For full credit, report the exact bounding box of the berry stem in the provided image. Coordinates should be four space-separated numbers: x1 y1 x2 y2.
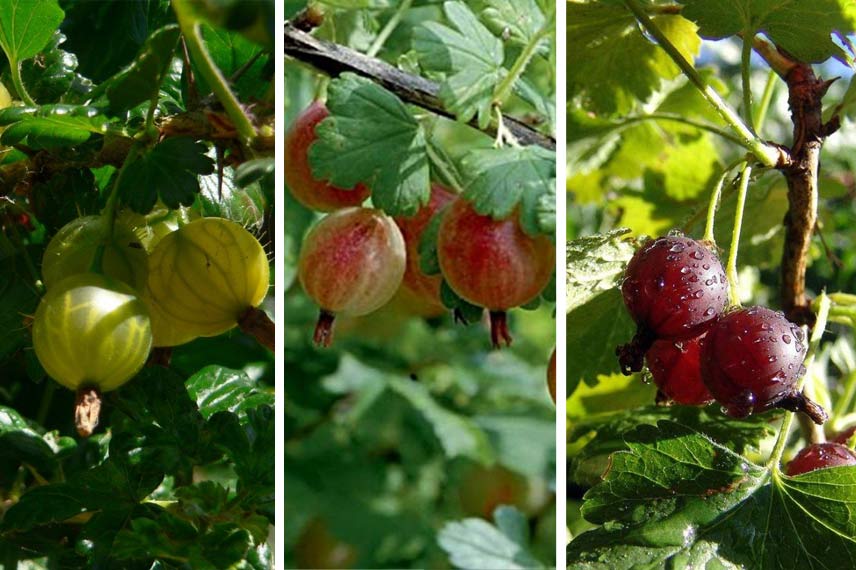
623 0 781 167
172 0 258 148
313 310 337 348
725 163 752 306
366 0 412 58
703 158 745 244
754 70 778 133
767 293 830 470
238 306 275 351
75 386 103 438
616 326 655 376
740 33 755 133
489 311 512 349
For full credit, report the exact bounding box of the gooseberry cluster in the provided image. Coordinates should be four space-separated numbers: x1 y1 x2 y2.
289 102 554 348
32 209 271 436
617 235 827 424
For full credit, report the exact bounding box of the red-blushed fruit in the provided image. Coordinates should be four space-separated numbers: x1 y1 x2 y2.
294 518 358 569
833 425 856 445
547 348 556 404
298 207 406 347
646 332 714 406
785 442 856 475
701 306 827 424
437 200 554 348
458 464 550 520
394 183 455 315
617 236 728 374
285 101 371 212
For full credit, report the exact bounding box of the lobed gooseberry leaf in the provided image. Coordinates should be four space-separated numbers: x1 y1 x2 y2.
389 376 494 463
482 0 547 49
308 72 429 217
0 255 39 362
567 288 636 393
438 509 543 570
566 229 635 311
186 365 274 421
461 146 556 236
568 421 856 569
118 137 216 214
105 24 181 113
0 0 64 66
20 31 88 103
192 24 269 100
681 0 856 64
567 2 701 116
413 1 505 129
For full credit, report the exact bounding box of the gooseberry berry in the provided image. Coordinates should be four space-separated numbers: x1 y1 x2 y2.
394 183 455 316
701 306 827 424
458 464 550 519
32 273 152 436
785 442 856 475
646 333 713 406
437 200 554 348
298 207 406 347
42 215 147 291
285 101 371 212
617 236 728 374
294 519 358 570
145 217 271 347
833 425 856 445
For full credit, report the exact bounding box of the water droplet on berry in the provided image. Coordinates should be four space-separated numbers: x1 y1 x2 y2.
669 243 686 253
782 334 791 344
690 250 704 260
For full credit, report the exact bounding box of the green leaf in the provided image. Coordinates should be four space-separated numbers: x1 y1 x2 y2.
438 516 543 570
461 146 556 236
440 279 485 324
106 24 181 113
482 0 547 49
193 24 269 100
0 115 110 149
568 421 856 569
20 31 86 103
566 229 635 311
388 377 494 462
567 3 701 116
567 288 636 393
681 0 856 63
186 365 274 421
0 406 70 477
308 73 430 216
118 137 216 214
0 0 64 63
2 458 163 532
413 1 504 128
0 255 39 361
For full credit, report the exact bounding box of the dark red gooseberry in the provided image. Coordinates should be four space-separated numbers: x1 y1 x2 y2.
285 101 371 212
785 442 856 475
833 425 856 445
437 200 554 348
617 236 728 374
701 306 827 424
646 332 714 406
394 183 455 314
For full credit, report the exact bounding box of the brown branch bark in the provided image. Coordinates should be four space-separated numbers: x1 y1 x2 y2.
284 22 555 151
777 64 838 325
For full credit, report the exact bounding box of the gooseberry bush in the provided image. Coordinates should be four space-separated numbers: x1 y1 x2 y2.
0 0 275 567
568 1 856 568
285 1 557 568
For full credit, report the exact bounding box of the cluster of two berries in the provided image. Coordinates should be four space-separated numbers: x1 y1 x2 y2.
286 102 554 348
617 235 826 425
